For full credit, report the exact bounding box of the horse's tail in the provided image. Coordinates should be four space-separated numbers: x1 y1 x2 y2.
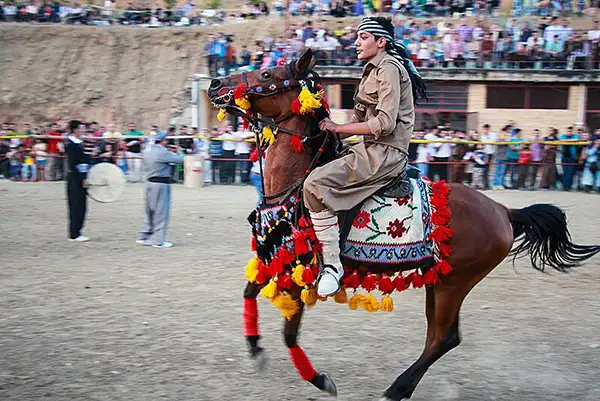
508 204 600 273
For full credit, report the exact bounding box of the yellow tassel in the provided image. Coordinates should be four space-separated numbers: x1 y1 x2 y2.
361 293 380 313
217 108 227 121
271 294 300 320
292 262 306 287
298 86 322 114
261 126 276 145
235 96 251 110
349 293 364 310
260 277 278 299
310 253 319 265
381 294 394 312
334 287 348 304
300 286 318 307
244 256 259 283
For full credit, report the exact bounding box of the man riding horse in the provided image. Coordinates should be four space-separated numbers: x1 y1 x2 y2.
303 16 427 297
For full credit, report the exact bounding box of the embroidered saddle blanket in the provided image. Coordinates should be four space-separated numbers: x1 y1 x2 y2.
340 177 433 270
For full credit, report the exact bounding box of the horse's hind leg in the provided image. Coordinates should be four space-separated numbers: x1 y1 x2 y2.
283 306 338 396
243 282 266 371
382 283 466 401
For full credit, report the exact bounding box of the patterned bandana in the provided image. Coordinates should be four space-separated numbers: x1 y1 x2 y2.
356 17 427 101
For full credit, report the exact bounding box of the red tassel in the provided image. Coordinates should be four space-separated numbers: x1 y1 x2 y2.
234 83 246 99
431 225 453 243
278 273 293 290
278 248 295 266
438 243 452 258
304 228 317 242
291 134 305 152
249 149 259 162
243 298 259 337
312 240 323 254
293 230 309 255
431 194 448 209
361 272 378 292
277 58 287 66
432 180 450 196
411 272 424 288
267 256 284 276
255 266 268 284
321 94 330 112
393 274 408 292
431 213 448 227
289 346 317 381
342 270 361 289
299 216 312 229
302 267 315 285
379 274 395 294
242 117 250 130
423 269 440 285
251 237 257 252
434 260 453 275
291 98 302 114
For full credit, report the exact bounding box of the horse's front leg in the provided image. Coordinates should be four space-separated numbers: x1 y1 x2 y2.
283 302 338 396
243 281 266 371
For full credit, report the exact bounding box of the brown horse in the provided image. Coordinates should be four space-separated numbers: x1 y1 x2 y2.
207 49 600 401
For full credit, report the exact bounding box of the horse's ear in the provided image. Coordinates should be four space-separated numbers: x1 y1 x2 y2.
294 49 316 75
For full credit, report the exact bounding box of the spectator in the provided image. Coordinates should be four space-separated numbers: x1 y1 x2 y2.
0 138 10 179
540 127 559 190
558 126 580 191
516 144 532 190
219 125 236 184
124 122 143 182
481 124 496 190
507 128 524 188
208 126 224 184
46 123 65 181
529 129 543 189
232 128 252 184
580 138 600 193
493 128 510 189
33 139 48 182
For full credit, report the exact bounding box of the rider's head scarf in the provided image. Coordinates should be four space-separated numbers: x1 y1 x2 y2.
356 17 427 102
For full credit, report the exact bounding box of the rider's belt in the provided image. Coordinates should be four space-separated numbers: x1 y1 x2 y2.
148 176 174 184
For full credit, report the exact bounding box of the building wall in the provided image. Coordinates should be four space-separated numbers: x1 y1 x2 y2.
467 84 584 136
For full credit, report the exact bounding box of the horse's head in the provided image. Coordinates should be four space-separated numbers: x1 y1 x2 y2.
207 49 317 119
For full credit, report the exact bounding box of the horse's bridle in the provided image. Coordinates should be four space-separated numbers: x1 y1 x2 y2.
215 61 332 209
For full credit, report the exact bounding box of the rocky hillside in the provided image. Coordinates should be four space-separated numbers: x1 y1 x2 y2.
0 21 286 128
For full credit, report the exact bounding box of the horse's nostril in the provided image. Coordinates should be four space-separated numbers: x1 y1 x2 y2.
210 79 222 90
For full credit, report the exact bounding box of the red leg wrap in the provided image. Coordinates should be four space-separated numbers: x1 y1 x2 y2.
243 298 259 337
289 346 317 381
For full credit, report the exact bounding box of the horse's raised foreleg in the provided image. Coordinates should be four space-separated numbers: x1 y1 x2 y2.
243 281 266 371
381 284 464 401
283 304 338 396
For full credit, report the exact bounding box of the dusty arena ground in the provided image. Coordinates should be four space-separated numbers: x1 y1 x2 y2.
1 181 599 401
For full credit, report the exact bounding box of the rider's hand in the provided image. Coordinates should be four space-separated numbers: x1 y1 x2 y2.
319 118 339 134
82 179 89 189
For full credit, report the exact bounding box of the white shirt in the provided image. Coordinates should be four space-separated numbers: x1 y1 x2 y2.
220 132 236 151
232 131 251 155
304 38 320 50
415 143 430 163
481 131 497 155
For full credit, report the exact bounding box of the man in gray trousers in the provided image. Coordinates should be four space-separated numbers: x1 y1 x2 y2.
137 130 184 248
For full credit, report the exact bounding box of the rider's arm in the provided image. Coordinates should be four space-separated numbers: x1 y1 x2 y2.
337 61 402 138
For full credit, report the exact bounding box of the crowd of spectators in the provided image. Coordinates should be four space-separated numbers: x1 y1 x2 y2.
2 120 600 193
2 1 598 27
0 120 258 185
206 16 600 75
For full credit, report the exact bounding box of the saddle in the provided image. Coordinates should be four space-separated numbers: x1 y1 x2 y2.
374 165 421 199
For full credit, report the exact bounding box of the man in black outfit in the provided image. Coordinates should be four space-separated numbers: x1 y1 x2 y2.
66 120 91 242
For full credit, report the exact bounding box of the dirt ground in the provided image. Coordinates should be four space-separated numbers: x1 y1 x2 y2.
1 181 599 401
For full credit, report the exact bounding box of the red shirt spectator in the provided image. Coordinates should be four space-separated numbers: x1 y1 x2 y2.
518 149 532 164
47 129 63 154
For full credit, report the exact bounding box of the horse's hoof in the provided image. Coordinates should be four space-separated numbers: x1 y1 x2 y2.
310 372 338 397
249 347 267 373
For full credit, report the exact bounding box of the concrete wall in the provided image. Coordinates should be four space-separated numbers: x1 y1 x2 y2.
467 84 585 136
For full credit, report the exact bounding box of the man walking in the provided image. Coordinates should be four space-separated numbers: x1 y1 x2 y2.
481 124 497 190
66 120 90 242
137 131 184 248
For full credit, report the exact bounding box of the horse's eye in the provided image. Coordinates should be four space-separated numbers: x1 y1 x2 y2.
261 71 272 79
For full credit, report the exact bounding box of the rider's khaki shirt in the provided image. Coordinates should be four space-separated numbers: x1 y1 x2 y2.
352 52 415 155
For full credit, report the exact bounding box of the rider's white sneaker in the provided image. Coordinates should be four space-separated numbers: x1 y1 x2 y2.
317 265 343 297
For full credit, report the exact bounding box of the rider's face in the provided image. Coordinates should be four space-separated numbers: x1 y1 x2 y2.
355 32 386 61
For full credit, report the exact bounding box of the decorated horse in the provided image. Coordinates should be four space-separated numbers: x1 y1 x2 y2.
206 49 600 401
